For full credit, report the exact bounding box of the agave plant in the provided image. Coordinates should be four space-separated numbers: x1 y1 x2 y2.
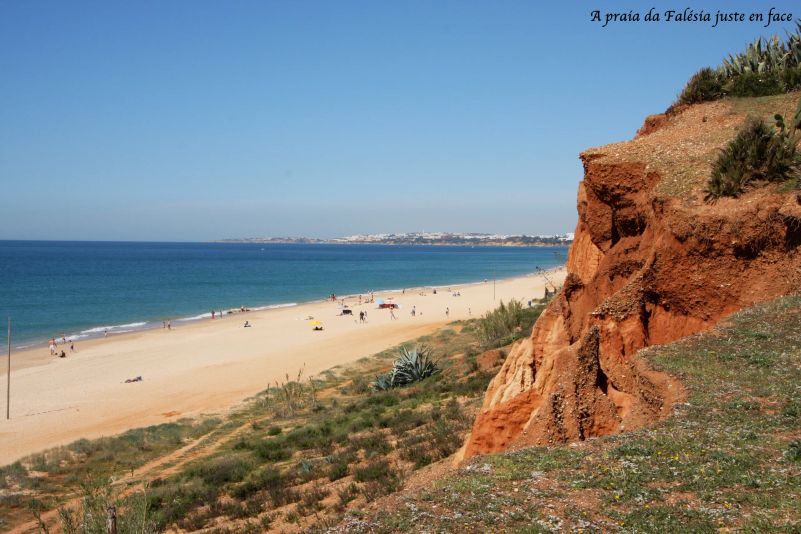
371 345 440 390
372 373 394 391
391 345 440 386
721 35 793 77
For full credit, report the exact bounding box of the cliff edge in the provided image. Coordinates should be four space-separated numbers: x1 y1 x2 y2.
463 92 801 457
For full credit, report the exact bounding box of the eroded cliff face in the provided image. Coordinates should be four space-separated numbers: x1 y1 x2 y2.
463 95 801 457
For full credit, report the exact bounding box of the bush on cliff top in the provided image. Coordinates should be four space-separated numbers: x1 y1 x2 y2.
677 67 724 105
705 115 801 201
676 22 801 105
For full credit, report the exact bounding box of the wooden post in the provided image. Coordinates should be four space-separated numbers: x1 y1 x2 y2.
106 505 117 534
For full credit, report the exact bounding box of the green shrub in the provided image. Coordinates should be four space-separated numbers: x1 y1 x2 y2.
705 116 801 200
328 461 349 481
353 431 392 457
786 440 801 462
677 67 724 104
354 459 391 482
674 24 801 105
780 65 801 92
267 425 282 436
335 483 359 510
254 439 292 462
57 482 157 534
187 454 253 486
234 466 298 506
781 399 801 420
723 70 783 97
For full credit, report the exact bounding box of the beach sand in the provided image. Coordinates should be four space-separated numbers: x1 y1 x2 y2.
0 268 565 465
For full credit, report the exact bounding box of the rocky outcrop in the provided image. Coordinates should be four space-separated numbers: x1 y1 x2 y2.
463 96 801 457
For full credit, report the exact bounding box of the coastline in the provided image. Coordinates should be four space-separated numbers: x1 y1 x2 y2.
12 265 566 352
0 267 565 465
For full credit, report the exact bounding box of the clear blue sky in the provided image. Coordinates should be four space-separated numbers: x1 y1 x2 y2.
1 1 798 241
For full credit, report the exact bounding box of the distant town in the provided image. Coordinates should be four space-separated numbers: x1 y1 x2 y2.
216 232 574 246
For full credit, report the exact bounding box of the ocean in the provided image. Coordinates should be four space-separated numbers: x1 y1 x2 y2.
0 241 568 347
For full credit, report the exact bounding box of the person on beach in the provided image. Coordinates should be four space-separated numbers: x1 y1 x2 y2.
411 306 416 317
167 321 171 330
359 311 365 323
211 310 215 320
390 308 397 320
70 341 74 352
49 340 56 355
244 321 251 327
104 329 108 337
363 311 368 322
162 321 166 329
446 307 450 318
59 350 66 358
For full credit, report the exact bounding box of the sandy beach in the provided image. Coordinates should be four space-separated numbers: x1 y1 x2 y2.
0 268 564 465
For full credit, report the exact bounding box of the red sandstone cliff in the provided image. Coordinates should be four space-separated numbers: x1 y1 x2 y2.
463 93 801 457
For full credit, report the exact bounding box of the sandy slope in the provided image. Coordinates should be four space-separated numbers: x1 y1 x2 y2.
0 269 564 465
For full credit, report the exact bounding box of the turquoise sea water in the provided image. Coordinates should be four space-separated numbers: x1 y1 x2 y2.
0 241 567 347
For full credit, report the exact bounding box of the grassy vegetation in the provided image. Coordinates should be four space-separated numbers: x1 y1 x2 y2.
0 417 225 531
676 24 801 105
355 295 801 532
477 298 546 349
0 300 548 532
705 112 801 200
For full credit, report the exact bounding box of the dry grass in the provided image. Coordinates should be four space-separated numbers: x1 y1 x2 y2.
582 91 801 204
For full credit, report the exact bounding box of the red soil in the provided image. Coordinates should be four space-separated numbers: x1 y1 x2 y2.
463 100 801 457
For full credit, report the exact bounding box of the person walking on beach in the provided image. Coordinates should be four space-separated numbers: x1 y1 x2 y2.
390 308 397 320
445 307 450 318
49 340 56 356
167 321 171 330
70 341 75 352
411 306 416 317
359 311 365 323
212 310 215 320
104 329 108 338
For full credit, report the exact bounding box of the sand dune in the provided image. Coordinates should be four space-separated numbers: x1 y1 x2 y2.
0 269 564 465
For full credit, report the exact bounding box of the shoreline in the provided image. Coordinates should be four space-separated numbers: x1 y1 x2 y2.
12 266 565 352
1 267 565 465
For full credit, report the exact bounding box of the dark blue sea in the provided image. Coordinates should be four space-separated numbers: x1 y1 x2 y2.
0 241 567 347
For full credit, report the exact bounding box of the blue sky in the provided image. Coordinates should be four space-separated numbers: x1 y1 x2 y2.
1 1 798 240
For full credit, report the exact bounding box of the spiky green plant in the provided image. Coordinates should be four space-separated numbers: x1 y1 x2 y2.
675 22 801 105
391 345 440 386
705 116 801 201
371 345 440 390
372 373 394 392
